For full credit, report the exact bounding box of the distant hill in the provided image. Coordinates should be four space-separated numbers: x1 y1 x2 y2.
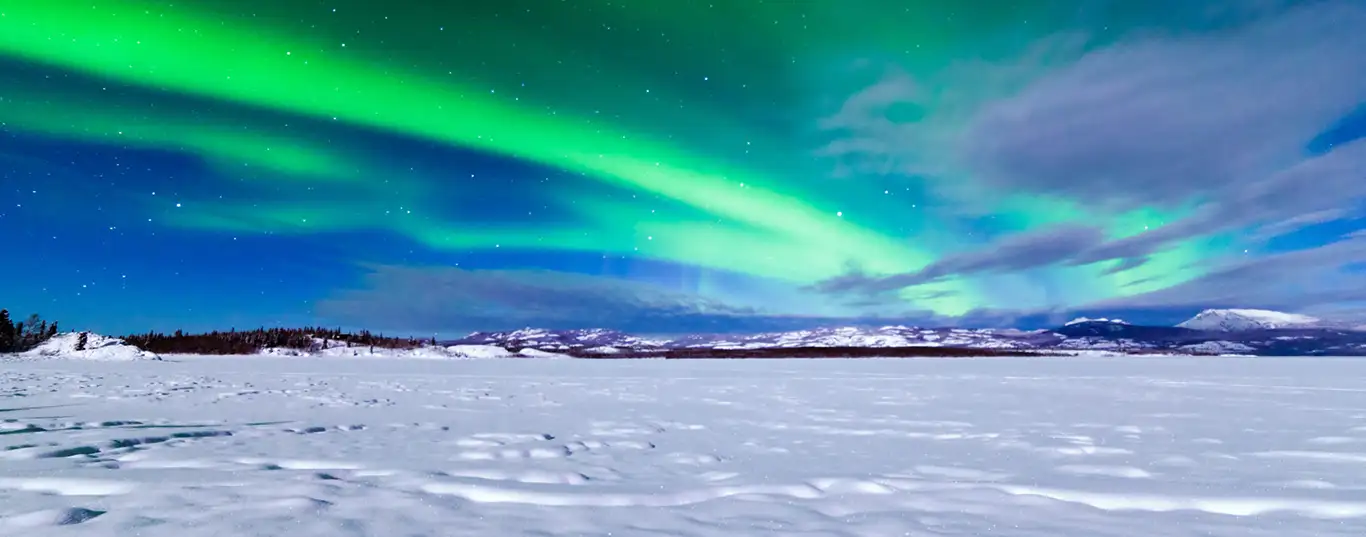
1177 309 1335 331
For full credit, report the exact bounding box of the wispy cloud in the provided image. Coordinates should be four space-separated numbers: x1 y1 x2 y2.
823 0 1366 268
1085 233 1366 311
814 224 1106 294
964 2 1366 212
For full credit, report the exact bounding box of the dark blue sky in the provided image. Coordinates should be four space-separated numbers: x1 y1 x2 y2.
3 0 1366 337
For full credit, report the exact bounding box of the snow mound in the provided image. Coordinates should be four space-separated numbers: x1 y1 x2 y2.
1178 309 1323 331
445 345 513 359
517 348 570 359
258 347 310 357
11 333 160 361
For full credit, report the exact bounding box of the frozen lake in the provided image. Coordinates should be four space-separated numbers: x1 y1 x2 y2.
2 355 1366 536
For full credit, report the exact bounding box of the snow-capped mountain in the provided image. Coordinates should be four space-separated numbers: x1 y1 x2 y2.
20 312 1366 361
671 326 1058 350
1177 309 1328 331
455 328 670 351
448 319 1366 357
455 326 1064 352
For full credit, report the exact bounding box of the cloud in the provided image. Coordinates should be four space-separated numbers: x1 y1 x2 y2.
1084 233 1366 311
824 1 1366 263
1100 256 1149 275
1069 138 1366 262
964 1 1366 211
814 224 1107 294
1297 302 1366 326
818 36 1087 199
316 265 1265 333
1250 208 1352 240
316 265 970 336
316 265 1115 335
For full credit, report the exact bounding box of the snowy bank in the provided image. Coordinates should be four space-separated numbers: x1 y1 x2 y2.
6 332 161 361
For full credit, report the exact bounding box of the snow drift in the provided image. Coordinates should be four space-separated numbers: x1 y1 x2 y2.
259 342 514 359
8 332 161 361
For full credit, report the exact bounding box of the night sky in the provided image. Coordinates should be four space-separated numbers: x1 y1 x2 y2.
3 0 1366 337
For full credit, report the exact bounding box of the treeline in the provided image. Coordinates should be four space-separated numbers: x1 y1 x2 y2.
0 309 61 353
123 327 430 355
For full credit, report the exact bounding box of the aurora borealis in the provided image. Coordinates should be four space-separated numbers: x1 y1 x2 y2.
4 0 1366 335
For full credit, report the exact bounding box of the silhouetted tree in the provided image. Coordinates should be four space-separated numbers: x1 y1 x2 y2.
0 309 13 352
0 309 61 352
21 314 41 348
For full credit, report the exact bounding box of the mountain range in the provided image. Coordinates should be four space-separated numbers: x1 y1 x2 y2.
451 309 1366 357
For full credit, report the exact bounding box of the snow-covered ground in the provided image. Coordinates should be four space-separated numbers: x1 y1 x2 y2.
3 355 1366 536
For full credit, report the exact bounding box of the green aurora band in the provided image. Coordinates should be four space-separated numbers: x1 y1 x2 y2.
0 0 1215 316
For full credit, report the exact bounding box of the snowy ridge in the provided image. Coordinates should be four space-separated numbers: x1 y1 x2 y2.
457 328 669 351
455 326 1073 353
675 326 1051 350
1177 309 1326 331
453 319 1366 357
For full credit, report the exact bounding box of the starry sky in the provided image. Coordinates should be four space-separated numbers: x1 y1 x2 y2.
3 0 1366 337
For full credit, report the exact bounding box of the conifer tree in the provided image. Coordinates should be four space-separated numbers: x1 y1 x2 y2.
0 309 13 352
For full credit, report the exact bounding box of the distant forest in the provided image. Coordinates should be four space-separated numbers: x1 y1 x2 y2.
122 327 429 355
0 307 428 355
0 309 61 353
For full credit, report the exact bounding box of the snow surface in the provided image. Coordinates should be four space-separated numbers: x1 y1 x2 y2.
1178 309 1324 331
3 355 1366 536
